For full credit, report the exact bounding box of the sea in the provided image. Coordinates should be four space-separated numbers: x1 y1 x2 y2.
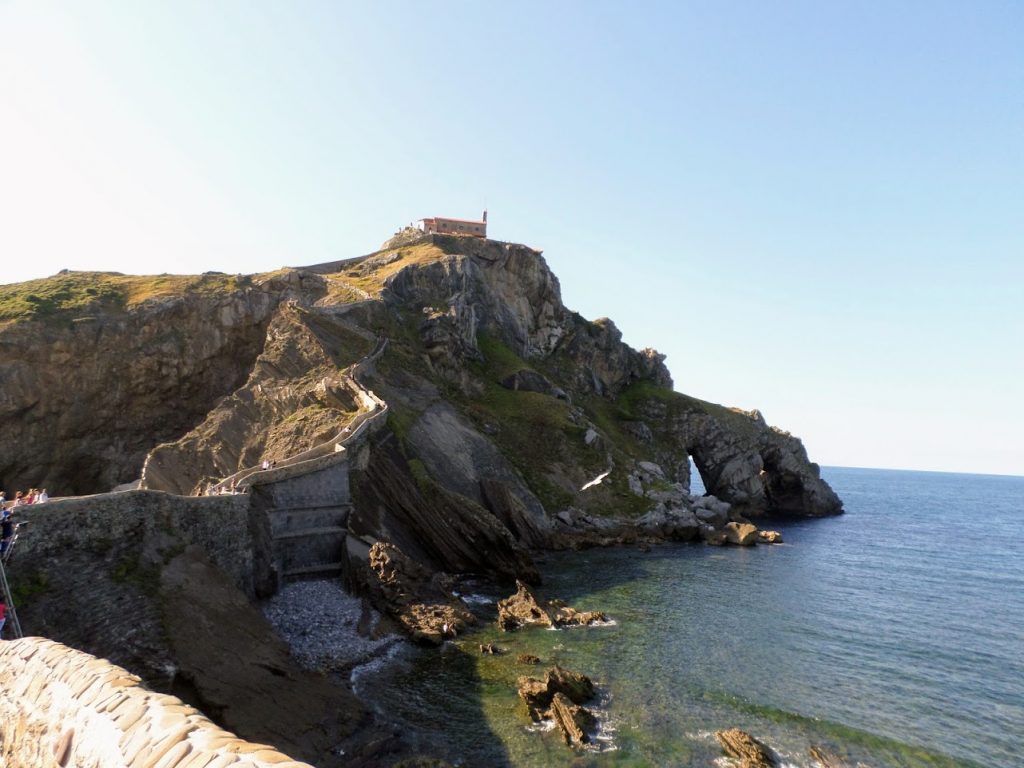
357 467 1024 767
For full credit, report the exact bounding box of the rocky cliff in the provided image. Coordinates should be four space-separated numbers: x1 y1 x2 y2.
0 231 841 762
1 233 840 539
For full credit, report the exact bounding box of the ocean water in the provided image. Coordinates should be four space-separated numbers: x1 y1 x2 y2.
359 467 1024 767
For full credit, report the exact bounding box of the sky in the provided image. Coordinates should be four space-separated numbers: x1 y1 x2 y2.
1 2 1021 476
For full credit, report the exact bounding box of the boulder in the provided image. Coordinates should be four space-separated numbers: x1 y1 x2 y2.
637 507 700 541
517 676 553 721
549 691 597 746
758 529 783 544
478 643 504 655
714 728 778 768
364 542 475 645
636 460 666 480
516 654 541 665
724 521 760 546
701 526 728 546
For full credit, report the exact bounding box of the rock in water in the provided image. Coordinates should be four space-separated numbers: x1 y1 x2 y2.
498 580 554 631
808 745 853 767
549 691 597 746
364 541 475 644
497 580 607 631
724 521 760 546
759 529 784 544
517 665 596 720
714 728 778 768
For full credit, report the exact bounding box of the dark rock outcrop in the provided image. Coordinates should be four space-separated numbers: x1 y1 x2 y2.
349 433 539 584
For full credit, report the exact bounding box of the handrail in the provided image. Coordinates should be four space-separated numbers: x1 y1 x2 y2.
209 337 389 494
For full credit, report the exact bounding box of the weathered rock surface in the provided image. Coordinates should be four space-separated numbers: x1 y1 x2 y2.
715 728 779 768
516 665 596 720
349 433 539 584
809 745 854 768
140 303 372 495
497 580 607 631
549 691 597 746
404 402 552 547
358 541 476 645
0 278 290 495
725 521 761 546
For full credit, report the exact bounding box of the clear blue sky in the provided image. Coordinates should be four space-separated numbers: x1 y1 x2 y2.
2 2 1021 476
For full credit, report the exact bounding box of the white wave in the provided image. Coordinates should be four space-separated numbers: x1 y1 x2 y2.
350 641 409 697
458 593 496 606
525 719 556 733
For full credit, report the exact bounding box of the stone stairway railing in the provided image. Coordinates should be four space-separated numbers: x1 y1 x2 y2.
212 336 389 581
211 337 388 495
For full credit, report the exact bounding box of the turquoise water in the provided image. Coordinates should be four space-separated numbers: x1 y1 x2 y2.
359 468 1024 767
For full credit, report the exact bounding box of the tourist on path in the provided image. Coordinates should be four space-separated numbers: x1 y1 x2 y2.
0 512 13 558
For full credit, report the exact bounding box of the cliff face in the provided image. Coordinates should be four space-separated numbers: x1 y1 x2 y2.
0 271 327 495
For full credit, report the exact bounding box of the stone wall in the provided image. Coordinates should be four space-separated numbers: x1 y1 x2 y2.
249 458 351 515
7 490 276 685
11 490 274 599
0 637 312 768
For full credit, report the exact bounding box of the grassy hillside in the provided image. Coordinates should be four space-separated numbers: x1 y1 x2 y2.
0 271 251 322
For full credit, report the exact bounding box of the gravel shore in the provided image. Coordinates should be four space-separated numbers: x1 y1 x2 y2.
262 580 401 672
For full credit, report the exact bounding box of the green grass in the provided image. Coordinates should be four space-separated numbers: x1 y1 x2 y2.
0 270 250 322
9 569 50 605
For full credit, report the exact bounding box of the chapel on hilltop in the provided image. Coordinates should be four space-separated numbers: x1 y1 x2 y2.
416 210 487 238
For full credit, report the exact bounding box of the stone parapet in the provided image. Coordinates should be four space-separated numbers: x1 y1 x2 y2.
0 637 312 768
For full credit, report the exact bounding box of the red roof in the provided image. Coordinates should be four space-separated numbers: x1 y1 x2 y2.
424 216 486 226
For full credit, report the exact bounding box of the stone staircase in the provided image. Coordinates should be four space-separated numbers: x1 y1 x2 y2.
270 502 351 580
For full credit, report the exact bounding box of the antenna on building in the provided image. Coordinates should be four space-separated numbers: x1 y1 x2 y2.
482 209 488 223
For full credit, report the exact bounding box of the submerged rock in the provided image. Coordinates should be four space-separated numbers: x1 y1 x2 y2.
714 728 778 768
809 745 853 767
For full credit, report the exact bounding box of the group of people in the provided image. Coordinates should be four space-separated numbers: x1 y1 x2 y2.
0 489 44 561
0 488 48 509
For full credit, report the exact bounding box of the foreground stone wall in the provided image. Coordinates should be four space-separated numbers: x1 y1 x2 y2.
0 637 312 768
7 490 276 686
12 490 274 599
